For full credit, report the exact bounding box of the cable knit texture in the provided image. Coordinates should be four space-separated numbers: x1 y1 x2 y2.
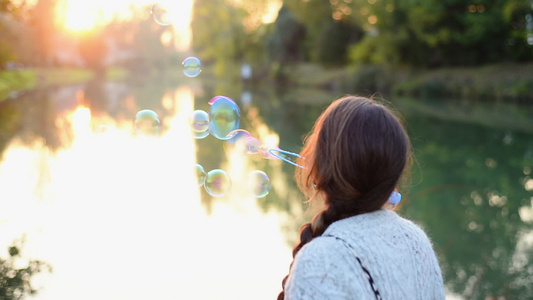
284 209 445 300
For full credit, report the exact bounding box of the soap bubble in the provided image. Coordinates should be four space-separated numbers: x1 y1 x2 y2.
248 170 271 198
150 3 172 26
225 129 263 154
204 169 231 197
134 109 161 137
192 130 209 139
182 57 202 77
259 145 281 160
189 110 210 132
208 96 240 140
195 164 206 187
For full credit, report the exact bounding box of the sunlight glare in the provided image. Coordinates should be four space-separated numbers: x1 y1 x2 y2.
56 0 193 50
57 0 103 32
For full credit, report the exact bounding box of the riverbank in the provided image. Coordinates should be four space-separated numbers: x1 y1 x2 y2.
276 62 533 103
3 62 532 104
0 67 128 102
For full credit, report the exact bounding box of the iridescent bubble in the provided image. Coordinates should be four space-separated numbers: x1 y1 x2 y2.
225 129 263 154
195 164 206 187
134 109 161 137
204 169 231 197
248 170 271 198
208 96 240 140
208 95 235 106
182 57 202 78
192 129 209 139
259 145 281 160
189 110 210 132
151 3 172 26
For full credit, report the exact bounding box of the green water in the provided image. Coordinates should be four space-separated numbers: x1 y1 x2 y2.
0 80 532 299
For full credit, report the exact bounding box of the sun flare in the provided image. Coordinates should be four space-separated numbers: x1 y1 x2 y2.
57 1 102 33
56 0 193 50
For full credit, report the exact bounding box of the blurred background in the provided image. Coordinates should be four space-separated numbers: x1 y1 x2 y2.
0 0 532 299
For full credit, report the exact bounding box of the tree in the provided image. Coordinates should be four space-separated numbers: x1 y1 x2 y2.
0 0 32 68
78 30 108 73
0 237 51 300
264 5 306 63
346 0 533 67
191 0 248 78
30 0 58 66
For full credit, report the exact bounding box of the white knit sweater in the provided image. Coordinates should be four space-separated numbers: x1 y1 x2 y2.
284 209 445 300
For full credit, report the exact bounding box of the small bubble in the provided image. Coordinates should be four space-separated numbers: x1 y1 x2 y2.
189 110 210 132
151 3 172 26
134 109 161 137
208 96 240 140
204 169 231 197
225 129 263 154
192 129 209 139
248 170 271 198
259 145 278 159
195 164 206 187
182 57 202 77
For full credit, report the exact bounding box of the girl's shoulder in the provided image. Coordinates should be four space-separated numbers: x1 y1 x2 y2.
324 209 434 245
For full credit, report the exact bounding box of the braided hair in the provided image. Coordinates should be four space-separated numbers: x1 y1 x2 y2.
277 96 411 299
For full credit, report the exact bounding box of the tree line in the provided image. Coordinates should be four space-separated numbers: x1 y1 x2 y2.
191 0 533 77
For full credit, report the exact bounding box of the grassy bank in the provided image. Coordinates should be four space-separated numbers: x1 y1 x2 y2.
0 67 131 102
279 62 533 103
0 68 93 101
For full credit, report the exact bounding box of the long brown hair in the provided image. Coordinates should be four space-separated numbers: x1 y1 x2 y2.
278 96 411 299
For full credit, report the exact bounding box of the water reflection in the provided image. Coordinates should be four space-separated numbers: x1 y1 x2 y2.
401 113 533 299
0 84 295 299
0 82 532 299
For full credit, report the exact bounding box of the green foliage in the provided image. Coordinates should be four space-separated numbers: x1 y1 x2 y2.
348 35 383 65
316 20 360 66
281 63 349 91
347 64 390 97
264 6 307 63
0 43 17 68
0 238 51 300
393 63 533 101
279 0 533 68
103 9 180 77
503 0 533 61
0 68 94 101
0 69 36 100
284 0 332 28
191 0 248 78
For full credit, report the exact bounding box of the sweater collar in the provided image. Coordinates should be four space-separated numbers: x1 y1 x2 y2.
323 209 399 235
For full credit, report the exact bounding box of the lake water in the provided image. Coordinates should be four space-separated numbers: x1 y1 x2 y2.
0 78 532 299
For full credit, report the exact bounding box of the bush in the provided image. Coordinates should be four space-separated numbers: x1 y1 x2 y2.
347 64 390 97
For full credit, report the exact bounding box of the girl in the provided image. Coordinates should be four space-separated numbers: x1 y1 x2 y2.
278 96 445 299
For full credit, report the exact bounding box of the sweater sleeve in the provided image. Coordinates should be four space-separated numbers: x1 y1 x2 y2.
283 237 371 300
